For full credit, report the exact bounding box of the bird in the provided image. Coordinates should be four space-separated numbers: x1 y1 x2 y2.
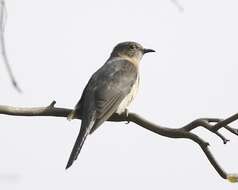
66 41 155 169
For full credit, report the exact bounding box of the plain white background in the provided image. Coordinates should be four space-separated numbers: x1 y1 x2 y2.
1 0 238 189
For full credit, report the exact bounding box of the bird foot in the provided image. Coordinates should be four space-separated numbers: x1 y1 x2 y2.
124 109 130 124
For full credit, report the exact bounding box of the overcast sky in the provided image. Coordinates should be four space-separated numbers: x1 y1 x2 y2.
1 0 238 189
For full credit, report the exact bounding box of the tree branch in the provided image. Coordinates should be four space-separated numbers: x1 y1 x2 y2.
0 0 21 92
0 101 237 183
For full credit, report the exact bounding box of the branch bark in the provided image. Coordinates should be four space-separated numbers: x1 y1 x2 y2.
0 101 237 183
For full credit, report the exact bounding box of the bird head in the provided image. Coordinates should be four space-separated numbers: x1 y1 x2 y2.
110 41 155 63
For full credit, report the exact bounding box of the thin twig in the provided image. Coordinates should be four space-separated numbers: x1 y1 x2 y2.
170 0 184 12
0 101 237 182
181 118 238 144
0 0 21 92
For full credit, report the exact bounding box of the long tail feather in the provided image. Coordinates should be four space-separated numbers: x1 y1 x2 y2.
65 120 94 169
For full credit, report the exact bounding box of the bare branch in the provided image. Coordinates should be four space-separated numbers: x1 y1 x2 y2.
182 118 237 144
0 0 21 92
212 113 238 131
170 0 184 12
0 101 237 182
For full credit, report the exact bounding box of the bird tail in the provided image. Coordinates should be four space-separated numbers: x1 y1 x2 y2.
65 119 94 169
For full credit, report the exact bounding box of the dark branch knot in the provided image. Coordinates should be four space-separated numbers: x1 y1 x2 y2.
48 100 56 108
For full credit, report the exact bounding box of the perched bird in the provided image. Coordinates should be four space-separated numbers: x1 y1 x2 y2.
66 41 155 169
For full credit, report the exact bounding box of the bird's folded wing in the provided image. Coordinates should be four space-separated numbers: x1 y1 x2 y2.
90 89 125 134
88 59 138 134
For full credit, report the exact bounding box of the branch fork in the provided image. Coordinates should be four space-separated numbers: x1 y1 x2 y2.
0 101 237 182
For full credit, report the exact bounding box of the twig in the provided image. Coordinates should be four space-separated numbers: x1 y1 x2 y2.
0 0 21 92
0 101 237 182
170 0 184 12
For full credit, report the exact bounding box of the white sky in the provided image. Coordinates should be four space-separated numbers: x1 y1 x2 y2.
1 0 238 189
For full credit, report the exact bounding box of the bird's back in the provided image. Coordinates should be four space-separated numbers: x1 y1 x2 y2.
79 57 138 131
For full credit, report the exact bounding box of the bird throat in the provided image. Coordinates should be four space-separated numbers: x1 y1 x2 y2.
118 54 140 68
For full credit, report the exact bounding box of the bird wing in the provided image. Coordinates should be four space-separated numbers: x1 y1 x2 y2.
89 89 125 134
90 58 138 133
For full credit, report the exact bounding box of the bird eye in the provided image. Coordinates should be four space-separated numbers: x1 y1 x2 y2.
129 45 135 50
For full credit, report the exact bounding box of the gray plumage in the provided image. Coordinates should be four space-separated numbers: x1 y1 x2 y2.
66 42 155 169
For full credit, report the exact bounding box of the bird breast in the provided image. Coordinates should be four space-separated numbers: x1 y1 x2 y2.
116 75 140 114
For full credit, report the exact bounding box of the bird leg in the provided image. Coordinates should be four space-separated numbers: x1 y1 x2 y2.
124 108 130 124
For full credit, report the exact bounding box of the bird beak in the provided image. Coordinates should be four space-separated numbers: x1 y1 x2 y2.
143 48 156 54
